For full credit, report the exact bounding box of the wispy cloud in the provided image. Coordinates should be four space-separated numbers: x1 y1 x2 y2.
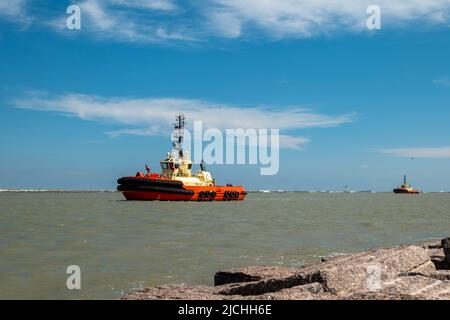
0 0 32 27
12 92 355 150
2 0 450 44
79 0 198 43
433 78 450 87
48 0 197 43
279 135 311 150
204 0 450 39
105 126 162 138
377 147 450 159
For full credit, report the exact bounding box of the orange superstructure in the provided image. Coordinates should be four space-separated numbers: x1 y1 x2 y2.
117 115 247 201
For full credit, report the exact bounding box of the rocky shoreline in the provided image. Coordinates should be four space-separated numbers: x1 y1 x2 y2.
122 237 450 300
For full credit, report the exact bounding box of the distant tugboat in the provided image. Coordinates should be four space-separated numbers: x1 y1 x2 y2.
393 175 421 194
117 115 247 201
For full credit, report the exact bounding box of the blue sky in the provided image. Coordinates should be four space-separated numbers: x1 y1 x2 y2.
1 0 450 191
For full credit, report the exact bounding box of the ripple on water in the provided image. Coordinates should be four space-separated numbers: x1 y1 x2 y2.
1 192 450 299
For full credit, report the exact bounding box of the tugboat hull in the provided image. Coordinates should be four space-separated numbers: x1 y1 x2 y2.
118 177 247 201
393 188 420 194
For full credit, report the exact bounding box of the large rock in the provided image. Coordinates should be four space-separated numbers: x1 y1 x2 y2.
122 284 225 300
442 237 450 264
216 245 432 296
247 283 334 300
122 238 450 300
311 245 432 295
345 275 450 300
214 266 300 286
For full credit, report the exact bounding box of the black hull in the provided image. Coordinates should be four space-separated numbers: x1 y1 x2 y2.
117 177 184 188
117 184 194 195
393 189 419 194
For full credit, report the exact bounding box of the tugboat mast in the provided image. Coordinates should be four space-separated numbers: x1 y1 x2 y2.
172 114 185 158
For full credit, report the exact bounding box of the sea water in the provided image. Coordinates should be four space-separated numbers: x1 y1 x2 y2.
0 192 449 299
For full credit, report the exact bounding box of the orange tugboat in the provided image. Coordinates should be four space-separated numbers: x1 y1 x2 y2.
117 115 247 201
393 175 421 194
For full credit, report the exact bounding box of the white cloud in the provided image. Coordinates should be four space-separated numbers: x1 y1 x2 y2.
377 147 450 159
433 78 450 86
12 92 355 150
208 10 242 38
105 126 162 138
0 0 32 26
3 0 450 43
75 0 196 43
82 0 115 30
0 0 25 17
279 135 310 150
155 27 197 41
44 0 196 43
204 0 450 39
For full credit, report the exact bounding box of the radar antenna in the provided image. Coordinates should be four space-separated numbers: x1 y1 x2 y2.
172 114 185 158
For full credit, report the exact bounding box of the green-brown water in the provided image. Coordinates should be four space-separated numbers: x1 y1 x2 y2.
0 192 449 299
